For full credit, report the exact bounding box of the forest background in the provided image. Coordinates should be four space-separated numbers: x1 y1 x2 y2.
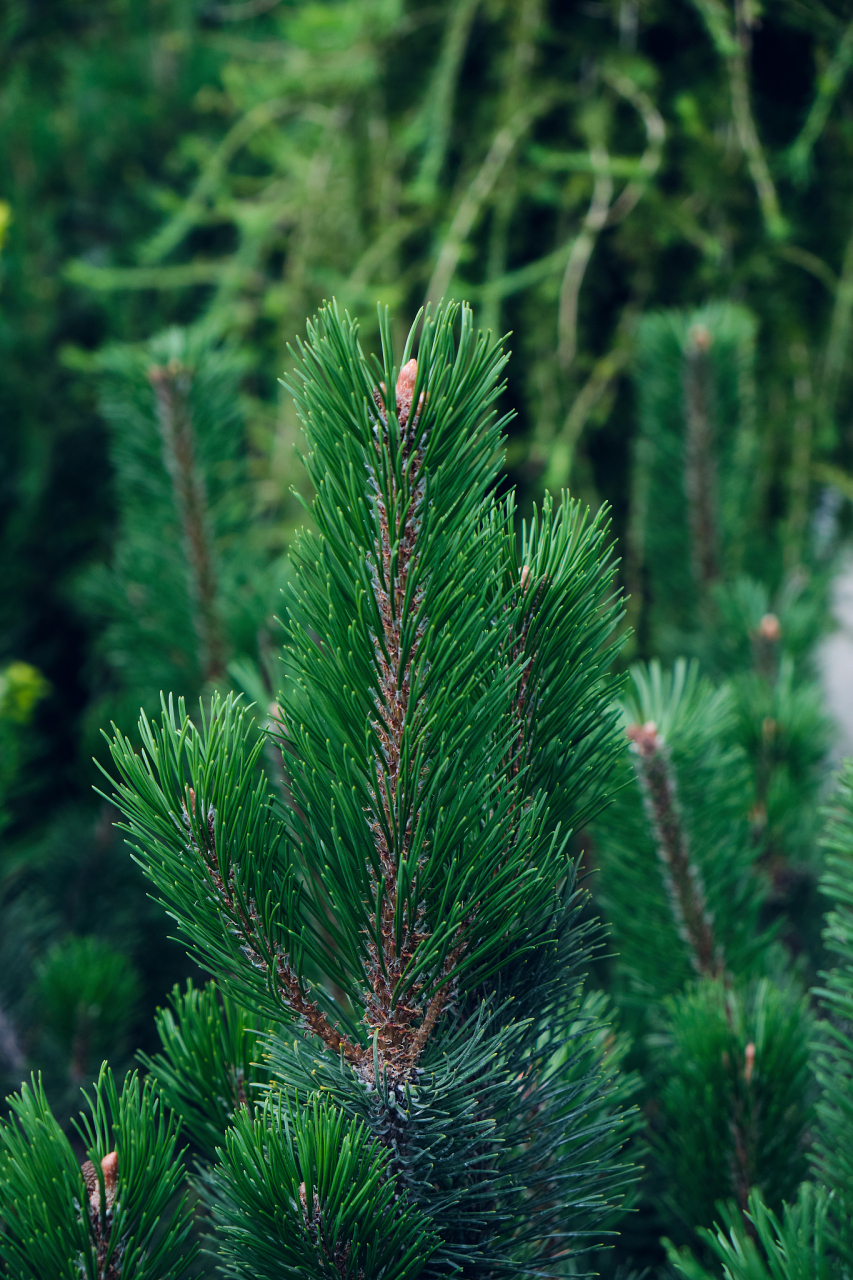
4 0 853 1268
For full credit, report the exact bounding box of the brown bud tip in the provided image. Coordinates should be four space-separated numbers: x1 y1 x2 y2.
396 359 417 403
188 786 196 817
519 566 530 591
101 1151 118 1203
689 323 712 352
395 359 420 427
626 720 660 756
758 613 781 642
744 1041 755 1085
748 802 767 828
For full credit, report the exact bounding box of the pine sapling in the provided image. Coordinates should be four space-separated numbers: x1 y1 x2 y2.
101 301 636 1277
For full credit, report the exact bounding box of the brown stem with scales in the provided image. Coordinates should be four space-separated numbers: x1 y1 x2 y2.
81 1151 121 1279
183 790 363 1067
683 325 720 595
148 360 227 684
626 721 722 978
361 358 465 1083
180 364 473 1086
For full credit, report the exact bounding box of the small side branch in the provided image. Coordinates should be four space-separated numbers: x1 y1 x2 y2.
149 361 227 684
185 792 363 1066
557 145 613 373
690 0 784 239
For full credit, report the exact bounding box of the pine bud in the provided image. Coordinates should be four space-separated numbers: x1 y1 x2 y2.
626 720 660 757
744 1041 755 1085
81 1159 97 1205
395 358 426 428
757 613 781 642
688 323 712 352
81 1151 118 1216
395 358 417 419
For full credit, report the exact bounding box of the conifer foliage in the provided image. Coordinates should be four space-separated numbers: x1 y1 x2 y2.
80 328 278 737
68 302 635 1276
0 1067 194 1280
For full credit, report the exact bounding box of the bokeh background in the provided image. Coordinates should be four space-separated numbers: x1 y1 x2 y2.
3 0 853 1180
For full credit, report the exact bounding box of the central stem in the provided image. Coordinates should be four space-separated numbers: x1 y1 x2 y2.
363 361 453 1079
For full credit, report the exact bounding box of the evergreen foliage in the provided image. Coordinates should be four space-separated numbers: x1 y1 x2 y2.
35 936 141 1085
140 981 272 1165
7 2 853 1267
96 301 636 1275
595 659 766 1010
212 1094 439 1280
665 1182 833 1280
81 327 282 736
810 759 853 1266
632 305 758 648
652 978 812 1233
0 1066 194 1280
591 649 821 1270
662 761 853 1279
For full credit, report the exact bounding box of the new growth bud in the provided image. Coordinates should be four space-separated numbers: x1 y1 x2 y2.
758 613 781 642
626 720 661 757
394 358 424 429
81 1151 118 1217
688 323 712 353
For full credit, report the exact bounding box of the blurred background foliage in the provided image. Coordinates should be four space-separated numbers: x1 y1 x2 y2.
4 0 853 1271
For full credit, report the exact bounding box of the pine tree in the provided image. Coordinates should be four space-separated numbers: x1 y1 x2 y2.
80 326 285 741
662 761 853 1279
592 657 815 1266
1 302 639 1275
628 303 834 975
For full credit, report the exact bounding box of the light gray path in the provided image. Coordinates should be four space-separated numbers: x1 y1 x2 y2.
819 558 853 764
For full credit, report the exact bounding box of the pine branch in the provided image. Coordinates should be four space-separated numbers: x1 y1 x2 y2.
141 980 272 1162
148 359 227 683
626 719 721 978
183 785 362 1065
599 658 768 1000
0 1068 195 1280
103 303 635 1275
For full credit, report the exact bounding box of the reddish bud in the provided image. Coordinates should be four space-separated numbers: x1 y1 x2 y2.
626 720 660 756
744 1041 755 1085
758 613 781 642
395 359 425 428
689 324 712 352
101 1151 118 1206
